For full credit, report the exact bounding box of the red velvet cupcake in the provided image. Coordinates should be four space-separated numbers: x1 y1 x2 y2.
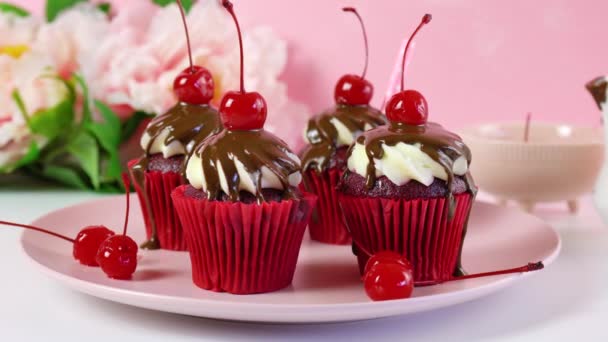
172 1 317 294
338 14 477 285
129 1 223 251
129 102 221 251
300 9 385 245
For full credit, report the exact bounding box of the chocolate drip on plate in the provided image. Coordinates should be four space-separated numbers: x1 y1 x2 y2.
131 103 222 250
192 129 300 203
301 105 385 173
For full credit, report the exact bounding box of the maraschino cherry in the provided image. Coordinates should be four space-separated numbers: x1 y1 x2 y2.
351 239 544 301
220 0 267 130
172 0 214 105
334 7 374 106
385 14 432 126
0 220 114 267
96 174 139 280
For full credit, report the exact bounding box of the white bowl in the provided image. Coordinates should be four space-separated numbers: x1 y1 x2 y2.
460 123 604 212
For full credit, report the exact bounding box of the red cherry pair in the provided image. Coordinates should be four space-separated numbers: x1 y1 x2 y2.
0 174 138 280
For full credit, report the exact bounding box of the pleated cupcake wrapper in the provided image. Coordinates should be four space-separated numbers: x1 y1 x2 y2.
301 168 351 245
128 159 188 251
171 185 318 294
338 193 473 285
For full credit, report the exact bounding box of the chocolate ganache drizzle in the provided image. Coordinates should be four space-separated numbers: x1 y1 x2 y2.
301 105 386 173
349 121 476 218
187 129 301 203
132 103 221 249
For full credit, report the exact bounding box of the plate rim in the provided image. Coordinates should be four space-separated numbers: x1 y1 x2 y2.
20 197 562 323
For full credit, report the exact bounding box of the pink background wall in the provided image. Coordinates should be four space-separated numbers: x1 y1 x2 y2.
17 0 608 129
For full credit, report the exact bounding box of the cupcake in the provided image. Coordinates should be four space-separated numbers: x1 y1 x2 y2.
130 2 222 250
338 14 477 285
171 1 316 294
130 95 221 250
300 7 386 245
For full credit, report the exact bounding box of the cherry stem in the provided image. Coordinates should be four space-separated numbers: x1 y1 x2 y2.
176 0 194 73
222 0 245 93
343 7 369 79
524 112 532 143
400 14 432 91
121 173 131 236
0 220 74 243
449 261 544 282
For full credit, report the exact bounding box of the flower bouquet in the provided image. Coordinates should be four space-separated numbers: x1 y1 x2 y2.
0 0 310 192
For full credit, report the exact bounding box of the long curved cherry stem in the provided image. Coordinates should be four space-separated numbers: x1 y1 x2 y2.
400 14 432 91
121 173 131 236
176 0 194 73
416 262 545 286
222 0 245 93
343 7 369 79
0 220 74 243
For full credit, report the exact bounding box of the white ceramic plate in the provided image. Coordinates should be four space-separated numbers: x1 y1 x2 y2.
21 196 560 323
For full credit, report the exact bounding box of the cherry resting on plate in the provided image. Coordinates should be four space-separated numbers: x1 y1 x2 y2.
172 0 215 105
96 174 139 280
0 220 114 267
334 7 374 106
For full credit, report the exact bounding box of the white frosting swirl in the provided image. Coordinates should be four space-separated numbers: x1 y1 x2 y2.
186 151 302 194
303 119 373 147
347 142 468 186
140 128 195 159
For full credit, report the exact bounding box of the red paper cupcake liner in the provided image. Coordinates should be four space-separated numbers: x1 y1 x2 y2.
128 159 188 251
338 193 473 285
300 168 351 245
171 185 317 294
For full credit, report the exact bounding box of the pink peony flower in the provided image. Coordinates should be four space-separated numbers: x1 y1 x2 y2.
84 1 311 148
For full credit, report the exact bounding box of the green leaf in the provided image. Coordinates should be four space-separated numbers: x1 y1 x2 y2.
153 0 192 12
66 131 100 189
46 0 86 21
85 100 120 154
0 3 30 17
27 98 75 140
121 111 153 143
96 2 110 15
40 165 87 189
71 74 92 123
0 141 39 173
100 151 121 182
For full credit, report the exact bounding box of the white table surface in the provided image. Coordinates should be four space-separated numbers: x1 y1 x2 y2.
1 177 608 341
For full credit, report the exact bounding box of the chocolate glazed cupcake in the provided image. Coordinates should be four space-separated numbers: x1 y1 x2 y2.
301 106 385 245
300 8 386 245
130 100 221 251
129 1 223 251
172 0 316 294
338 14 477 285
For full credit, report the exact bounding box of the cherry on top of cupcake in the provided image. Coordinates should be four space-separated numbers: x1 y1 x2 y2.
385 14 431 127
300 7 386 173
173 0 214 106
334 7 374 106
342 14 476 218
138 0 222 161
184 1 302 203
219 0 267 131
